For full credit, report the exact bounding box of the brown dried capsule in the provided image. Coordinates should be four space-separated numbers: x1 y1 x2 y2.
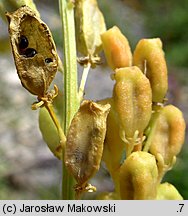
113 66 152 139
65 100 110 187
119 151 158 200
133 38 168 102
101 26 132 70
6 6 58 97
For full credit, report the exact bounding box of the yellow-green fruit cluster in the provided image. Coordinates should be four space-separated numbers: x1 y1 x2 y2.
100 26 186 200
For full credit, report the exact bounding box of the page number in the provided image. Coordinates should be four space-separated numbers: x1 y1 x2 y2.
177 204 184 213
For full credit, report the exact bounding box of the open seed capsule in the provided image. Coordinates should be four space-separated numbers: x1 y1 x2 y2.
119 151 158 200
75 0 106 56
113 66 152 139
133 38 168 102
145 105 186 165
6 6 58 97
65 100 110 187
101 26 132 70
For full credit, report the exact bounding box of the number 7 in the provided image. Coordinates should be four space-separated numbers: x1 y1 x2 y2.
179 204 184 212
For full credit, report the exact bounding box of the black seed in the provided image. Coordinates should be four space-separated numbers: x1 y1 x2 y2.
19 35 29 50
24 48 37 58
45 58 53 63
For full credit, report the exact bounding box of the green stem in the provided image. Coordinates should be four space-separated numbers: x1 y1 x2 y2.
59 0 79 200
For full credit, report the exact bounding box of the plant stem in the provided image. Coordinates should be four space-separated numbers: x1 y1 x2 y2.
59 0 79 200
78 63 91 101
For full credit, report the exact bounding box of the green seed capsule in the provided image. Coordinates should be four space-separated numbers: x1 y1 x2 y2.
101 26 132 70
74 0 106 56
145 105 186 165
113 66 152 139
39 106 62 160
133 38 168 102
119 151 158 200
65 100 110 187
38 92 64 160
98 98 125 192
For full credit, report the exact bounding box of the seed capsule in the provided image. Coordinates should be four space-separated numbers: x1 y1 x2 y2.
101 26 132 70
133 38 168 102
39 92 64 160
98 98 124 192
157 182 183 200
119 151 158 200
113 66 152 139
74 0 106 56
65 100 110 187
144 105 186 165
39 106 62 160
6 6 58 97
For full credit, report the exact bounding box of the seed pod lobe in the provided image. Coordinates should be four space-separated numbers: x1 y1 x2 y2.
65 100 110 186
